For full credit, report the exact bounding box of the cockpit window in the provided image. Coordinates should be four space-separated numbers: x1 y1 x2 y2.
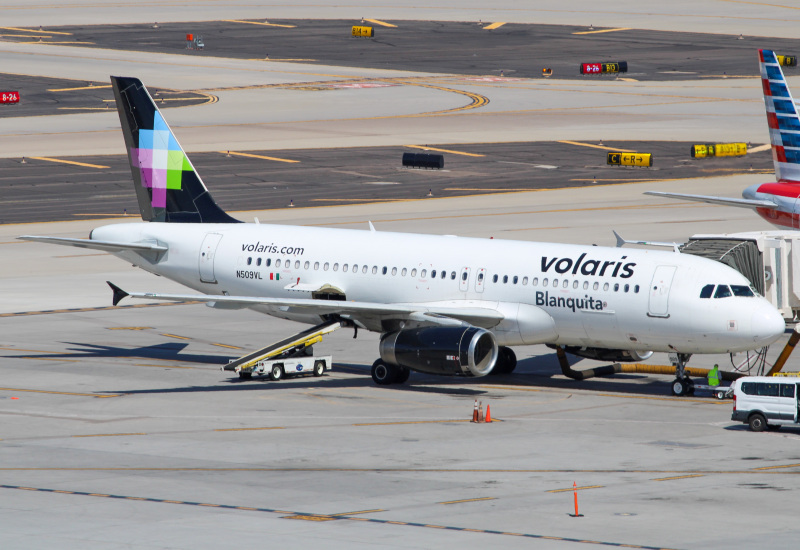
731 285 755 297
700 284 714 299
714 285 732 298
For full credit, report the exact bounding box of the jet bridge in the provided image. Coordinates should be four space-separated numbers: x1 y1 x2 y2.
223 319 343 379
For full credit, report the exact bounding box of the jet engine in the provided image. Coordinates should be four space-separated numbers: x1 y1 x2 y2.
379 326 498 377
559 346 653 363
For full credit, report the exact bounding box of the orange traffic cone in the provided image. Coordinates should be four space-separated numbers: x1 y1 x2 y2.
485 405 492 423
472 399 478 422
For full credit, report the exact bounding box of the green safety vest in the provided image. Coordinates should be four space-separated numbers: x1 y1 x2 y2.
708 366 720 387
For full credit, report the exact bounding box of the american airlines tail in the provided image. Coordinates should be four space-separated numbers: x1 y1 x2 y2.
759 49 800 183
110 76 240 224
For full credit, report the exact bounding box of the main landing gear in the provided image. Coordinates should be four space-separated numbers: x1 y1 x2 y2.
371 359 411 386
670 353 695 396
489 346 517 375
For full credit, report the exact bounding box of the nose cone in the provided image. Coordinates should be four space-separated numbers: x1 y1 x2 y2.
751 303 786 346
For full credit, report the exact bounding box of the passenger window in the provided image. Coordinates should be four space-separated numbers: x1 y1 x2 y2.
362 265 368 274
421 269 427 278
295 260 300 269
411 268 417 277
624 284 629 292
304 261 309 269
478 273 484 281
372 266 378 274
266 258 272 267
503 275 508 284
614 283 619 292
533 277 538 286
634 285 639 293
714 285 732 299
450 271 455 280
402 268 407 276
333 263 339 272
758 383 779 397
573 280 578 289
247 257 252 265
432 270 437 278
563 280 568 288
583 281 588 290
382 267 388 275
352 264 358 272
462 272 468 281
391 267 397 275
731 285 755 297
553 279 558 287
603 283 609 291
323 262 329 271
343 264 348 273
781 384 796 398
593 282 599 290
256 258 262 266
543 278 548 286
314 262 319 270
741 382 755 395
522 276 528 285
700 284 714 299
513 276 518 284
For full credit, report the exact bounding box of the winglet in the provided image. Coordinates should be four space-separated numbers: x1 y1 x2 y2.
612 230 625 248
107 281 129 306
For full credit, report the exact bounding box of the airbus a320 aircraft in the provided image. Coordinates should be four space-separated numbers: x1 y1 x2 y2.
20 77 785 396
646 49 800 229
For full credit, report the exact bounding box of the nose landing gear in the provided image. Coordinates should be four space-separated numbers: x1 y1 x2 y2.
670 353 695 396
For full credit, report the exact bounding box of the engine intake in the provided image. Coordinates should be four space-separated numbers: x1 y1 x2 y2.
380 326 498 377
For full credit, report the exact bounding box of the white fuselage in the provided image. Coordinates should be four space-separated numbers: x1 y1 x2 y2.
91 222 785 355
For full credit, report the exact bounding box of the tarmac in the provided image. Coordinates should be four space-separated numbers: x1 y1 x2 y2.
3 2 800 549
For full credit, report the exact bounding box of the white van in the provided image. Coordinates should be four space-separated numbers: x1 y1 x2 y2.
731 376 800 431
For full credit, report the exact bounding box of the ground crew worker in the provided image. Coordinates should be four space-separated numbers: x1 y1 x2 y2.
708 364 720 387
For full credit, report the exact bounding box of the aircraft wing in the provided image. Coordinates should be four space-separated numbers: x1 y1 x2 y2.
643 191 779 210
18 236 168 253
107 282 505 329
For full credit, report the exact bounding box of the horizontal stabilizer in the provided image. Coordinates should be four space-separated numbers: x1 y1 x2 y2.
107 281 130 306
18 236 168 253
644 191 779 210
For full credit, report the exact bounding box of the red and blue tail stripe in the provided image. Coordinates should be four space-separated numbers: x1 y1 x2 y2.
759 49 800 182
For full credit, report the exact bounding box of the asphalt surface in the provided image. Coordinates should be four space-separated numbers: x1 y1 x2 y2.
0 141 774 224
6 20 799 81
0 74 213 118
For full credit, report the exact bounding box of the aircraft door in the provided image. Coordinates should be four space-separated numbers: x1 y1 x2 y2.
199 233 223 283
475 268 486 293
648 265 677 318
459 267 471 292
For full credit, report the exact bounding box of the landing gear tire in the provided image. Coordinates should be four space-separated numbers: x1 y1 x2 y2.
371 359 398 385
749 413 767 432
269 364 284 381
238 371 252 380
671 378 689 396
490 347 517 375
394 366 411 384
313 360 325 377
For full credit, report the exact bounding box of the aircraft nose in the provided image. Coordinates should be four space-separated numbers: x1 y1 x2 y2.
751 303 786 346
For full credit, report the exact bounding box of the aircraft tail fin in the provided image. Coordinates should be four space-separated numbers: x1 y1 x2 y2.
759 50 800 183
110 76 239 223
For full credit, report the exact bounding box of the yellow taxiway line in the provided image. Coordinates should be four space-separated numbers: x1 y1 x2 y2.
573 27 631 35
27 156 109 169
219 150 299 163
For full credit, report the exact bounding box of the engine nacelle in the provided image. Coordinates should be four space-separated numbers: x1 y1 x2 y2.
380 326 498 377
560 346 653 363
